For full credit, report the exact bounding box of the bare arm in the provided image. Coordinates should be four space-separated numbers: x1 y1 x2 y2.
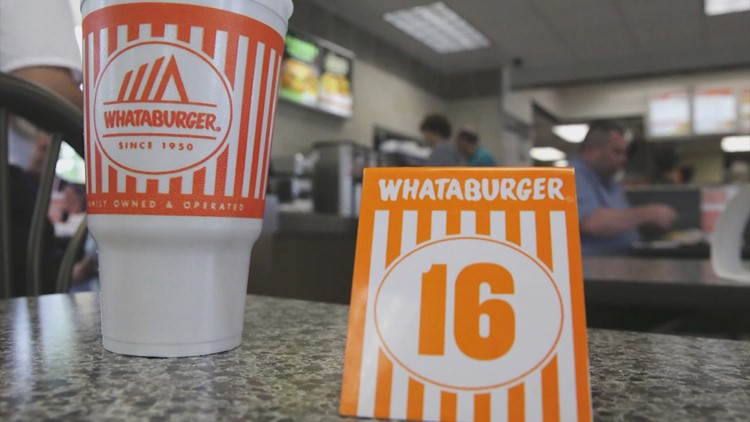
581 204 678 238
11 66 83 110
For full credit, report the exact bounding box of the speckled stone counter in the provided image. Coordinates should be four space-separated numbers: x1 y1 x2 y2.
1 293 748 421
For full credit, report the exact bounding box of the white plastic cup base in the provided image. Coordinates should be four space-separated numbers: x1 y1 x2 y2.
90 215 261 357
103 334 242 358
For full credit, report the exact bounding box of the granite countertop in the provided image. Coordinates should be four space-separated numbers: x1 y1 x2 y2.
1 293 749 421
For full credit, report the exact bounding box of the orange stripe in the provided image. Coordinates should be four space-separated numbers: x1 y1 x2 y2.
92 25 100 78
476 210 491 236
542 355 560 422
373 349 394 419
566 207 593 421
232 39 258 196
169 176 181 194
223 34 238 85
151 23 165 38
536 211 553 270
406 378 424 420
202 27 217 58
108 166 117 193
249 49 271 194
417 210 432 244
125 175 136 193
508 384 525 422
339 197 376 415
176 24 191 43
127 23 138 42
385 211 403 267
127 63 148 102
474 393 491 422
193 168 206 194
83 38 92 194
446 209 461 235
139 57 165 101
258 58 281 195
440 391 457 422
95 149 104 193
506 210 521 245
145 179 159 194
215 149 229 196
117 71 133 102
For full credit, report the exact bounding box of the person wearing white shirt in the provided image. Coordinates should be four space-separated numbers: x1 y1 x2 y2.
1 0 83 166
1 0 83 295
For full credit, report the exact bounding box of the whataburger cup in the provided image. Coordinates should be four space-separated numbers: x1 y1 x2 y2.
81 0 293 357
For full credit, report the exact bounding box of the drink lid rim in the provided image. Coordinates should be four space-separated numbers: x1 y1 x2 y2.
79 0 294 22
254 0 294 21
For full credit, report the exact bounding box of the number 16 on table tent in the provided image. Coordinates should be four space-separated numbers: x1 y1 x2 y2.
340 168 592 422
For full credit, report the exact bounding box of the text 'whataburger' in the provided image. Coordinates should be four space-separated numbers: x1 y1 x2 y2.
378 177 565 202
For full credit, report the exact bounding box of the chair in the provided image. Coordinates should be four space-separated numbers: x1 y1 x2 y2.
0 72 87 298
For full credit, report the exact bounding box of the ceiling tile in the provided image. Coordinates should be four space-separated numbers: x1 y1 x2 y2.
300 0 750 85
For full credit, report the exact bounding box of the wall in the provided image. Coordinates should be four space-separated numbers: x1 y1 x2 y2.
269 0 447 157
555 69 750 120
503 88 562 124
446 97 503 162
272 60 445 156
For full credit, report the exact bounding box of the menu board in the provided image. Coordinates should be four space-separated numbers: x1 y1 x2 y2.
693 88 738 135
279 30 354 117
739 88 750 133
648 91 691 138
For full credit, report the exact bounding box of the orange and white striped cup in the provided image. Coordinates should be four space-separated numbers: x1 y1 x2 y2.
81 0 292 357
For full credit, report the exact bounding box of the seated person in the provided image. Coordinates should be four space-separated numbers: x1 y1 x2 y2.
571 121 678 256
455 126 497 166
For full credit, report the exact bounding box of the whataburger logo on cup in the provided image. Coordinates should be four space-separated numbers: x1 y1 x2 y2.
83 2 285 218
340 168 592 422
94 45 233 175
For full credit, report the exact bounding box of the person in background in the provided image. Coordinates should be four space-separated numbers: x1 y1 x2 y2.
571 120 678 256
420 113 462 166
455 126 497 166
1 0 84 164
1 0 84 295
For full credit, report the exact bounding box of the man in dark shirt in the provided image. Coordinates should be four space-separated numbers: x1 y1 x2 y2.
420 113 462 166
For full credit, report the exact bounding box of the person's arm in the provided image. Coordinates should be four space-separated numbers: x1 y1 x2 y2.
1 0 83 109
580 204 677 238
12 66 83 110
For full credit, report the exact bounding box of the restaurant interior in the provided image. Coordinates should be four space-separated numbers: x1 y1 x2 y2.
1 0 749 420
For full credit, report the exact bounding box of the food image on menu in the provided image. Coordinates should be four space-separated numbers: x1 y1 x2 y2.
279 34 320 107
280 58 319 105
319 50 353 117
321 72 350 96
278 30 354 117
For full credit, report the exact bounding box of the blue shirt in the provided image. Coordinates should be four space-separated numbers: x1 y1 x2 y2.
466 147 496 166
571 158 638 256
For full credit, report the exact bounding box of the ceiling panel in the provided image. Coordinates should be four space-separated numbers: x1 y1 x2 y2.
706 13 750 43
618 0 704 24
564 29 638 60
300 0 750 86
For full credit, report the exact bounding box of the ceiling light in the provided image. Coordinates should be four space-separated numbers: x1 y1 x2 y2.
705 0 750 15
530 147 566 162
383 2 490 54
721 135 750 152
553 159 570 167
552 124 589 143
